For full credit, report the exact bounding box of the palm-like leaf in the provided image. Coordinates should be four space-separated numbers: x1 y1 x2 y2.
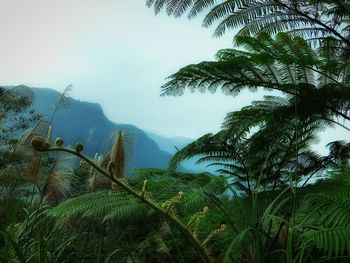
146 0 350 55
49 85 72 124
42 153 79 204
168 94 335 194
302 228 350 258
162 33 350 124
298 183 350 257
49 190 148 221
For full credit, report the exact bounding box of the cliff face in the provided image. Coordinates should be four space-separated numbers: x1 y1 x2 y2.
30 87 173 172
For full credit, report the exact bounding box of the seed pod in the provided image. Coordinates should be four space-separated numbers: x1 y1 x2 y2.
31 136 48 151
55 137 64 146
110 131 126 179
42 142 50 150
75 142 84 153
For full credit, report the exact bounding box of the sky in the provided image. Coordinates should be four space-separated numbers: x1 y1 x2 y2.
0 0 243 138
0 0 348 153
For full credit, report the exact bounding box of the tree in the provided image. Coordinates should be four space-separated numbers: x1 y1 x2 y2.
0 85 39 238
168 95 340 195
148 1 350 192
0 86 38 164
0 86 39 193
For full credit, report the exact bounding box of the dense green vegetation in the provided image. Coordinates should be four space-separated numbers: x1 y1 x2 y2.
1 1 350 262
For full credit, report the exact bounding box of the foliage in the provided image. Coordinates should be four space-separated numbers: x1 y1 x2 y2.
144 1 350 262
162 32 350 124
0 86 39 168
146 0 350 56
2 1 350 262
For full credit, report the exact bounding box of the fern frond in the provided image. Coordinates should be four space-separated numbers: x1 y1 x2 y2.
49 85 73 124
49 190 147 222
302 228 350 257
146 0 350 55
43 153 79 203
54 85 72 111
302 192 350 227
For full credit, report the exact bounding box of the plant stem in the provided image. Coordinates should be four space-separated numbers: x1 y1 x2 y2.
44 146 213 263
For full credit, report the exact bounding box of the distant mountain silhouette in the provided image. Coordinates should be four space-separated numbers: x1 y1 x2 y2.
146 132 193 154
29 87 173 173
147 132 219 174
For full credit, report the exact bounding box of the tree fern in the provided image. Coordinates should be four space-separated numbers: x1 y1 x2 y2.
167 94 334 194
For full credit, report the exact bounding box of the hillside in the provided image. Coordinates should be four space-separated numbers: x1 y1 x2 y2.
147 132 219 173
30 87 173 173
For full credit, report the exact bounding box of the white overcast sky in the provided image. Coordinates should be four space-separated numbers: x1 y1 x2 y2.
0 0 348 153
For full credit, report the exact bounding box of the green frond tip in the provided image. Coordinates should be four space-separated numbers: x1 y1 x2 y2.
162 191 185 212
202 224 227 246
186 206 209 229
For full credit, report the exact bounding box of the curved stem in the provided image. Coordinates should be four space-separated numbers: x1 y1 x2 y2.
43 146 213 263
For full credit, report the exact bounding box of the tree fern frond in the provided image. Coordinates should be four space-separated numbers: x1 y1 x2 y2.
49 85 73 124
146 0 169 14
188 0 217 19
49 190 146 222
52 85 72 113
302 228 350 257
146 0 350 54
103 200 148 221
183 176 226 210
302 192 350 227
202 0 238 28
43 153 79 204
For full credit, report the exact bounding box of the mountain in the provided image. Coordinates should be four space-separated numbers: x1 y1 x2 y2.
146 132 193 154
29 87 173 173
147 132 219 174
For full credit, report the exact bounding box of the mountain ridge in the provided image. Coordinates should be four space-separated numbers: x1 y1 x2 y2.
28 87 174 174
